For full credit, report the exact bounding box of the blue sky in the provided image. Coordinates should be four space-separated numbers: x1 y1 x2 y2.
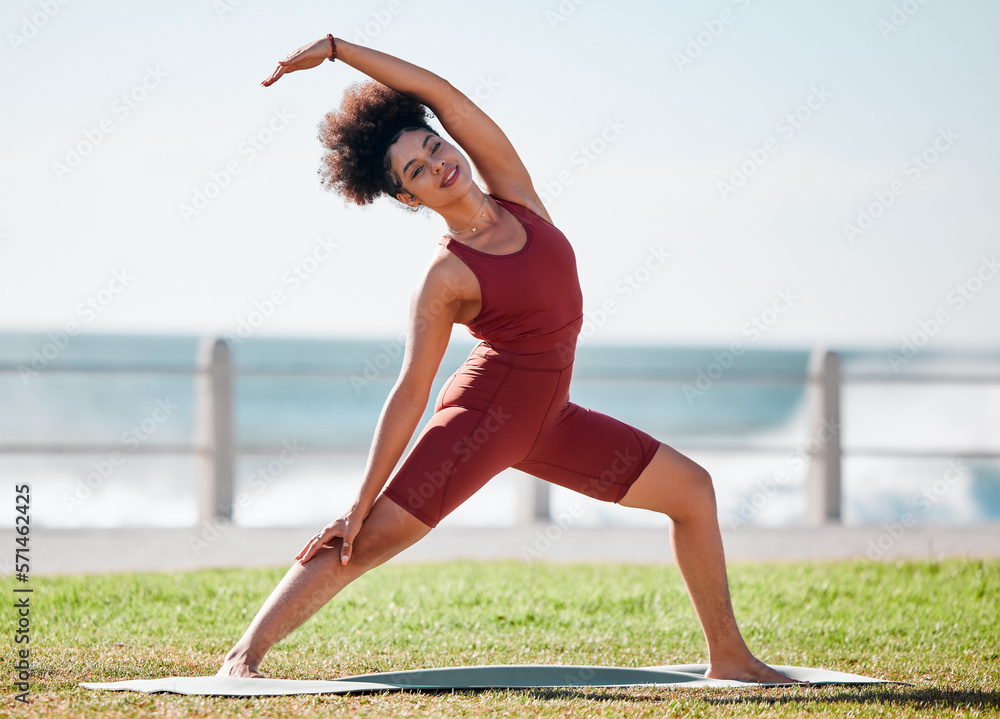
2 0 998 350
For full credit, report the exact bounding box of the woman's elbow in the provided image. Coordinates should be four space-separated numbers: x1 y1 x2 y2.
390 379 431 411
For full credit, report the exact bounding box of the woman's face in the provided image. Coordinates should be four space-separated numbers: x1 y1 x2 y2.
387 129 474 209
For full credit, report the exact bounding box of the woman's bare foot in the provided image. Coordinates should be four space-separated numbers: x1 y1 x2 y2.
706 654 804 684
216 647 264 678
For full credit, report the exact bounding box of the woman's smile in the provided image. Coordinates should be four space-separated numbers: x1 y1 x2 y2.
441 164 459 188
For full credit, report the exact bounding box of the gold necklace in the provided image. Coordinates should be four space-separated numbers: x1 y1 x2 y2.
448 194 489 234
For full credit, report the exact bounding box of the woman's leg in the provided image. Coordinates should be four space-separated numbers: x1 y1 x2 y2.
619 442 796 683
217 494 431 677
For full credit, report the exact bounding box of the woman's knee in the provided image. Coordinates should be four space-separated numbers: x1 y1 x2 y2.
317 535 398 580
620 444 716 520
344 496 432 572
685 462 717 517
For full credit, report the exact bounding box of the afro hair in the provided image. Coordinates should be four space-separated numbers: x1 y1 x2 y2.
317 81 437 206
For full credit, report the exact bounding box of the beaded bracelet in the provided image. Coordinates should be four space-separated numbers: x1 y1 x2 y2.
327 33 337 62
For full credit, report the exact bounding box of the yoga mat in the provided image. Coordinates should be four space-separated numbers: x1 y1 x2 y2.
80 663 894 696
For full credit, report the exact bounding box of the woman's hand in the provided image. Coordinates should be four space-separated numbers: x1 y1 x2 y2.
261 37 334 87
295 507 365 565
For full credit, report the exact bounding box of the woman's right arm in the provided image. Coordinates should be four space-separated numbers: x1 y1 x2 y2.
296 260 461 565
261 36 547 219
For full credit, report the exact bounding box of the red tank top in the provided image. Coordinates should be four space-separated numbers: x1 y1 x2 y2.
439 196 584 356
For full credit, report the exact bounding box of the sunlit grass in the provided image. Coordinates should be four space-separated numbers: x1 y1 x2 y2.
4 558 998 717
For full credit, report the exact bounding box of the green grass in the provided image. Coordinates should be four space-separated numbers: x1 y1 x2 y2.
4 558 999 717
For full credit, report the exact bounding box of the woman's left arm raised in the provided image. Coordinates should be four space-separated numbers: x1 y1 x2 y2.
262 36 549 219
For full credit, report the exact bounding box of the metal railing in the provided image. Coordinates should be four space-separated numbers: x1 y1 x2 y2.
1 337 997 526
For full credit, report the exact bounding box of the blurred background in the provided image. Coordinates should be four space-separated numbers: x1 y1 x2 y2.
1 0 998 536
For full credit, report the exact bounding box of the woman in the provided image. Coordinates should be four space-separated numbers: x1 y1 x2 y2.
217 34 794 684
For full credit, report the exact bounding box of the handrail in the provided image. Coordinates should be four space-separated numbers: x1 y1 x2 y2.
4 363 999 383
2 339 997 526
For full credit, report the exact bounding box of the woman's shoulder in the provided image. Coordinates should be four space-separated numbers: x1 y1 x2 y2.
425 242 478 292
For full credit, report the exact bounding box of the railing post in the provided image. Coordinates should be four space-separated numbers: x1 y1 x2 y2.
807 347 842 525
518 475 550 525
196 336 234 524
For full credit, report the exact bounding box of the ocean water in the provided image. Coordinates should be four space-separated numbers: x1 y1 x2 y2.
1 331 998 531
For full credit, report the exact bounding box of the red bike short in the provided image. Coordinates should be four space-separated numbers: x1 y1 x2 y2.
383 343 660 528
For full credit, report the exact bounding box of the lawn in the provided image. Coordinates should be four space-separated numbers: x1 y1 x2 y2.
4 558 998 717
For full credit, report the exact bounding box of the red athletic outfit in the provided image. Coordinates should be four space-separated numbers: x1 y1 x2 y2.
383 196 660 527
